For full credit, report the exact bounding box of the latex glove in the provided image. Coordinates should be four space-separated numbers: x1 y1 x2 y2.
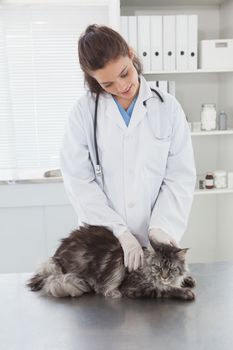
118 230 144 272
148 228 180 248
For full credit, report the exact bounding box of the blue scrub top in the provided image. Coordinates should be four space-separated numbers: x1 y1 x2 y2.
112 95 138 126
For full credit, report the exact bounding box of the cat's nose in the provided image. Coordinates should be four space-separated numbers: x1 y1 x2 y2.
161 277 170 285
161 273 169 280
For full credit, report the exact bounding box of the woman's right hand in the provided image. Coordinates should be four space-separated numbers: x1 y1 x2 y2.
118 230 144 272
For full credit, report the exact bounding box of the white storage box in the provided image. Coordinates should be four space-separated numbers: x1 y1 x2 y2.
200 39 233 69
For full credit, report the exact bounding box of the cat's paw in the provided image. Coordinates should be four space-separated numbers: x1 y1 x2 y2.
182 288 195 301
181 276 196 288
105 289 122 299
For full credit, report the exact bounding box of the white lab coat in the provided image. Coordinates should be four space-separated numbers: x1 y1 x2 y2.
60 75 196 246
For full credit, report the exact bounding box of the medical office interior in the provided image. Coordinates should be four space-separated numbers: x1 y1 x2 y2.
1 0 233 274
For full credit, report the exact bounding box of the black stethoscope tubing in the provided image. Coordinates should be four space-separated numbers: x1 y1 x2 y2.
94 87 164 177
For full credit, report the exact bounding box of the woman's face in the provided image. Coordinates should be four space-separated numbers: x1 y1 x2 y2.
91 53 139 101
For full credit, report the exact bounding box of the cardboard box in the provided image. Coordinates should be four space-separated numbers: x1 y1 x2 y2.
200 39 233 69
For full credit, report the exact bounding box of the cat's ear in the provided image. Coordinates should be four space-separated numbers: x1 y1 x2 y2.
175 248 189 260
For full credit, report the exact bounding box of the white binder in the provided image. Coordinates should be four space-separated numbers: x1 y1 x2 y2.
148 80 167 93
148 80 158 93
163 15 176 71
188 15 198 70
150 16 163 71
158 80 168 93
176 15 188 71
168 81 176 96
137 16 150 72
128 16 137 53
120 16 128 42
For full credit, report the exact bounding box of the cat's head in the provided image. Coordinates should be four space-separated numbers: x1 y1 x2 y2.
146 240 189 286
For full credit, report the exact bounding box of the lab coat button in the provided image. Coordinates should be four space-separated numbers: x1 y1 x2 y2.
128 202 135 208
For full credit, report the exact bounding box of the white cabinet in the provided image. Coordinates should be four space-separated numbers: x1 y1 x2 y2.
0 183 78 273
121 0 233 263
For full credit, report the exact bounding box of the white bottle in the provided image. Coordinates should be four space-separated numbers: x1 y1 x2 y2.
218 111 228 130
201 104 217 131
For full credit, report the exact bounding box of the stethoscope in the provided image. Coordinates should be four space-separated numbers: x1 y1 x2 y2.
94 87 164 178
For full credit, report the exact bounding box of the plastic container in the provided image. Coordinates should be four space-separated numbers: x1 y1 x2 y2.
213 170 227 189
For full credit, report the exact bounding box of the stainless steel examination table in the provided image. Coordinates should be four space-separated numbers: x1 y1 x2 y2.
1 261 233 350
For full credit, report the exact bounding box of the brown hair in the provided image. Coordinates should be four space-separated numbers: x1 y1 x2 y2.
78 24 143 94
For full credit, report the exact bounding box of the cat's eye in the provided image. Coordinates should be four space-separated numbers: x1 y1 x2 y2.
154 266 161 272
172 267 179 273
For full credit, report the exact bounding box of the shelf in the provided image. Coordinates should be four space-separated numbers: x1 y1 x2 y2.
144 68 233 74
121 0 225 6
195 188 233 195
191 129 233 136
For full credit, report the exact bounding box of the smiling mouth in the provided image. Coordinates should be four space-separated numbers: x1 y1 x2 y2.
122 85 131 94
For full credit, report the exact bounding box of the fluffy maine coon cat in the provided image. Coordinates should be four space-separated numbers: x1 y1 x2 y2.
27 225 196 301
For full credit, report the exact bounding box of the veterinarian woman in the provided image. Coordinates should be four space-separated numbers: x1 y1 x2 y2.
60 24 196 273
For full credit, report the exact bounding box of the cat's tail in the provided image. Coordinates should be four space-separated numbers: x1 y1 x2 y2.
27 257 62 293
26 257 91 297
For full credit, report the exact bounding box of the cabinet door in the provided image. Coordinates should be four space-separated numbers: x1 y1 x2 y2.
0 207 46 273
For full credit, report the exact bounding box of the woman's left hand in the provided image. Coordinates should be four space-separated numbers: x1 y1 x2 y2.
148 228 180 248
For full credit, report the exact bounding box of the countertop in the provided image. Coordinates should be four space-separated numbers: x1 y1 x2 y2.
1 261 233 350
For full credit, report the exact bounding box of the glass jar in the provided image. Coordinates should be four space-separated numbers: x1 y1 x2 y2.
213 170 227 189
205 172 214 189
201 104 217 131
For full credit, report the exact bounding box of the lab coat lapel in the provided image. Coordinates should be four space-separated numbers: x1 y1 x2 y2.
127 75 153 133
127 100 146 132
103 94 127 130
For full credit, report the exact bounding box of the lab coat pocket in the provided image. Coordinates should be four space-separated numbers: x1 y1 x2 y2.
143 135 171 178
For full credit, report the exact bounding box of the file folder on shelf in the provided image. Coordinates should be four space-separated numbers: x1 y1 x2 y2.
158 80 168 92
188 15 198 70
137 16 151 72
150 16 163 71
168 81 176 96
128 16 138 53
148 80 168 93
163 15 176 71
176 15 188 71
